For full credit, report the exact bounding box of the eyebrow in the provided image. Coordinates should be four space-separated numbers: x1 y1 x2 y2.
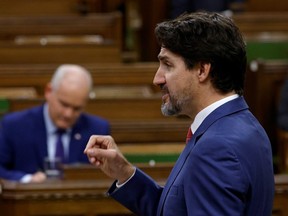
158 54 169 61
58 97 83 111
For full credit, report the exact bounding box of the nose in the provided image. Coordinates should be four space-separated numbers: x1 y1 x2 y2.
63 107 74 118
153 66 165 86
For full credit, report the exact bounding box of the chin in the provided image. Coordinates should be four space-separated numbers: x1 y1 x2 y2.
161 104 178 116
57 122 70 130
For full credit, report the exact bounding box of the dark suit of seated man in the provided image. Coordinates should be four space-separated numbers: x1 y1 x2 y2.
0 64 110 183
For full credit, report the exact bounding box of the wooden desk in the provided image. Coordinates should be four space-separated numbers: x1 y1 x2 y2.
273 174 288 216
0 179 135 216
0 166 287 216
0 163 171 216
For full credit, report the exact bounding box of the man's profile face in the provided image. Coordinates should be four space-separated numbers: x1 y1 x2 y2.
154 47 198 117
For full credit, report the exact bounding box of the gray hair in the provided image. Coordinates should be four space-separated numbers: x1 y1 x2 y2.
50 64 93 92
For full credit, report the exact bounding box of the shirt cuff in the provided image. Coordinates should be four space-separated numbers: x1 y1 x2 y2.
20 174 32 183
115 167 136 188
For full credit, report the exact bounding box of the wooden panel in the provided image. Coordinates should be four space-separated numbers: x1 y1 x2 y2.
233 12 288 36
111 120 189 143
244 59 288 172
0 62 159 95
273 174 288 216
0 12 123 64
138 0 168 61
0 13 122 43
0 43 121 64
276 129 288 173
0 0 122 16
0 0 87 16
0 87 37 99
246 0 288 12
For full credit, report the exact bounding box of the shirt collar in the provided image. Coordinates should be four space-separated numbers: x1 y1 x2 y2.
191 94 239 134
43 103 56 135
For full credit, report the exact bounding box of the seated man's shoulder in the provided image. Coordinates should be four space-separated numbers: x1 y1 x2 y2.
2 106 42 123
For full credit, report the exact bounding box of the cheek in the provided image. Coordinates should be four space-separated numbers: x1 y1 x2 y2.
71 112 81 120
53 103 63 115
173 77 193 102
167 75 184 92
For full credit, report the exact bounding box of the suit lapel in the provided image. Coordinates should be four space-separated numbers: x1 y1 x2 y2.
68 124 84 163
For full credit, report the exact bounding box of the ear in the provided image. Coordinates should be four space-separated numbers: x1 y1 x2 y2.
44 82 52 100
198 62 211 82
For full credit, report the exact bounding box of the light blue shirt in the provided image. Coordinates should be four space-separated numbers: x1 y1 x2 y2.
43 103 71 161
20 103 71 183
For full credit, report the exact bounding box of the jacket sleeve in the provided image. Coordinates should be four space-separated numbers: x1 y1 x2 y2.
108 168 163 216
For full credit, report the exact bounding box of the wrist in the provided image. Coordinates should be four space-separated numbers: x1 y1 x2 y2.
117 165 136 185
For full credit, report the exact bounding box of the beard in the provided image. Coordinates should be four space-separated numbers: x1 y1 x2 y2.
161 94 181 116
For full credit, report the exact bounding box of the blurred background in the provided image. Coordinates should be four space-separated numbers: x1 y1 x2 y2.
0 1 287 215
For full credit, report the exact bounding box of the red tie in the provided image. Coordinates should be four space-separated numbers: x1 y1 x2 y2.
186 128 193 144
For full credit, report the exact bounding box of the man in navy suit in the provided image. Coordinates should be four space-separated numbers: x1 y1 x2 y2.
85 12 274 215
0 64 110 183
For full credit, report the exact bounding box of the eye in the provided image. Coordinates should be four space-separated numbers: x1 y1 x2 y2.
163 61 172 69
60 100 69 108
73 106 82 112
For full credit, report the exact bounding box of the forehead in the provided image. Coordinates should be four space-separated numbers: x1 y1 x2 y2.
158 47 182 62
54 82 89 105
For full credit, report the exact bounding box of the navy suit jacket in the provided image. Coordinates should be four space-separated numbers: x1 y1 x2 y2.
108 97 274 216
0 105 110 181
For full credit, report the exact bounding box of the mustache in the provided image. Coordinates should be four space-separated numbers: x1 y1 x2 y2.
160 84 168 92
